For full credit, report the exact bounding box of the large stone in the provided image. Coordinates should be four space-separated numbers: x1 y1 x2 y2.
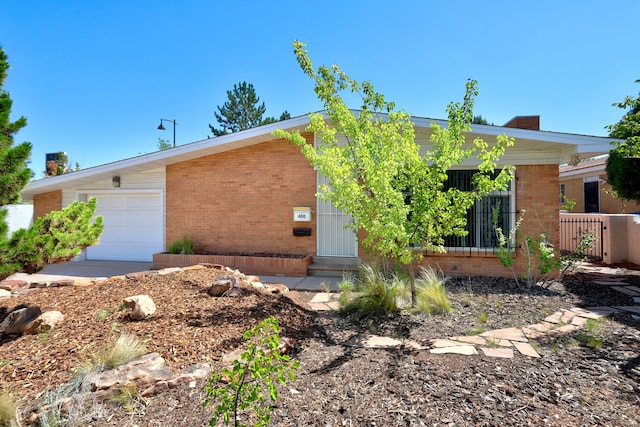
90 352 174 391
0 306 42 335
123 295 157 320
208 276 239 297
0 289 11 298
0 279 27 291
23 311 64 335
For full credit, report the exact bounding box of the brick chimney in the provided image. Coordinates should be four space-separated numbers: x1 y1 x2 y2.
503 115 540 130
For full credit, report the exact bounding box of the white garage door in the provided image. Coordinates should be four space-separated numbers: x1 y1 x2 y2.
85 192 163 261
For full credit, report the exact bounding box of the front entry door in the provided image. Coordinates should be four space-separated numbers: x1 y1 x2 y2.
316 173 358 257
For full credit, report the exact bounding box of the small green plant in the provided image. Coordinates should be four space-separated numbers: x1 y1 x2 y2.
494 300 503 309
477 311 489 324
522 233 561 286
413 266 451 315
95 309 112 321
469 327 486 336
493 208 525 285
203 317 299 427
560 194 576 211
339 264 406 320
0 389 19 427
560 230 598 276
168 236 195 255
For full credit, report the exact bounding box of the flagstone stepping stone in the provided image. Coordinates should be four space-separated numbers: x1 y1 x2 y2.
633 297 640 304
450 335 487 346
512 341 540 358
574 307 617 318
528 322 554 333
625 286 640 293
552 324 579 334
611 286 640 296
430 345 478 355
431 338 468 348
544 311 567 324
480 327 527 342
612 306 640 314
309 293 334 303
571 316 588 327
560 311 577 323
521 326 545 339
594 281 629 286
345 334 403 348
479 347 514 358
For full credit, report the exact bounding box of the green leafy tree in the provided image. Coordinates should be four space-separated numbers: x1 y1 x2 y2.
605 79 640 203
0 46 102 279
275 41 514 305
209 82 289 136
157 137 172 151
203 317 299 427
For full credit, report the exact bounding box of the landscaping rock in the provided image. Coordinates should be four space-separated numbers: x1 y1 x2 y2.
0 279 27 291
0 289 10 298
0 306 41 335
207 275 239 297
123 295 157 320
23 310 64 335
90 352 174 392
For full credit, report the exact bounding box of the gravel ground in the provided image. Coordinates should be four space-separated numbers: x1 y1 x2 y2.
1 264 639 426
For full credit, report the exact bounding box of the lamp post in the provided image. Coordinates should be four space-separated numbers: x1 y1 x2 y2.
157 119 177 147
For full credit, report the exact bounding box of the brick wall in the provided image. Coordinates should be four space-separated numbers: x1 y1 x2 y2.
166 134 317 255
33 190 62 218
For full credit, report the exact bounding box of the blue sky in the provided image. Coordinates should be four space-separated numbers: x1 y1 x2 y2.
1 1 639 175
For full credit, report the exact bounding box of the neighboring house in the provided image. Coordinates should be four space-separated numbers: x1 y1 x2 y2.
559 155 640 214
20 113 612 278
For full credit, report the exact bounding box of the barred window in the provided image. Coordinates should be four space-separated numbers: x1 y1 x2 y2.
443 170 514 249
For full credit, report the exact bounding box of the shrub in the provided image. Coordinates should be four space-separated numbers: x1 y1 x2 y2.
0 389 18 427
168 236 195 255
339 264 407 320
203 317 299 427
413 266 452 315
80 332 147 374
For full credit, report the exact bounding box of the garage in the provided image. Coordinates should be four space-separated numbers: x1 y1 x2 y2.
85 192 163 261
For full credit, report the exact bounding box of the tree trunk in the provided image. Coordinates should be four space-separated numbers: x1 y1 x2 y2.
409 261 417 307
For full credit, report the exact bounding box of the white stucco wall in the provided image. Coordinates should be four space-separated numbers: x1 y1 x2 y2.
4 204 34 235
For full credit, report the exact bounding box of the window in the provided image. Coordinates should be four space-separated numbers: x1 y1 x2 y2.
560 183 566 203
443 170 514 249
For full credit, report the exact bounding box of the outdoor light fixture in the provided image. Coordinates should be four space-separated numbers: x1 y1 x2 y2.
157 118 177 147
112 176 121 188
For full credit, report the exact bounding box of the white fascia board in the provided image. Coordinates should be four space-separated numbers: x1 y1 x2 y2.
560 164 606 178
22 114 313 199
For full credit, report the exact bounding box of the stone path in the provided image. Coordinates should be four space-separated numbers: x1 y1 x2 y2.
303 268 640 359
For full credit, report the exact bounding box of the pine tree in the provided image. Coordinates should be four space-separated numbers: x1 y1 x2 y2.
0 46 33 240
0 46 103 279
209 82 289 136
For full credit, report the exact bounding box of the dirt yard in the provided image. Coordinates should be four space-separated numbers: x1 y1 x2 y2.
1 265 639 426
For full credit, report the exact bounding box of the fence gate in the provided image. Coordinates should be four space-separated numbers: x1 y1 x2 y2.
559 217 604 261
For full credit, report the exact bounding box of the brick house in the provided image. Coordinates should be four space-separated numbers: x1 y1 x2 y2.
20 113 611 277
559 155 640 214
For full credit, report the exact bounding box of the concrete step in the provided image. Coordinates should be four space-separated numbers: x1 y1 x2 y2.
308 257 361 277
